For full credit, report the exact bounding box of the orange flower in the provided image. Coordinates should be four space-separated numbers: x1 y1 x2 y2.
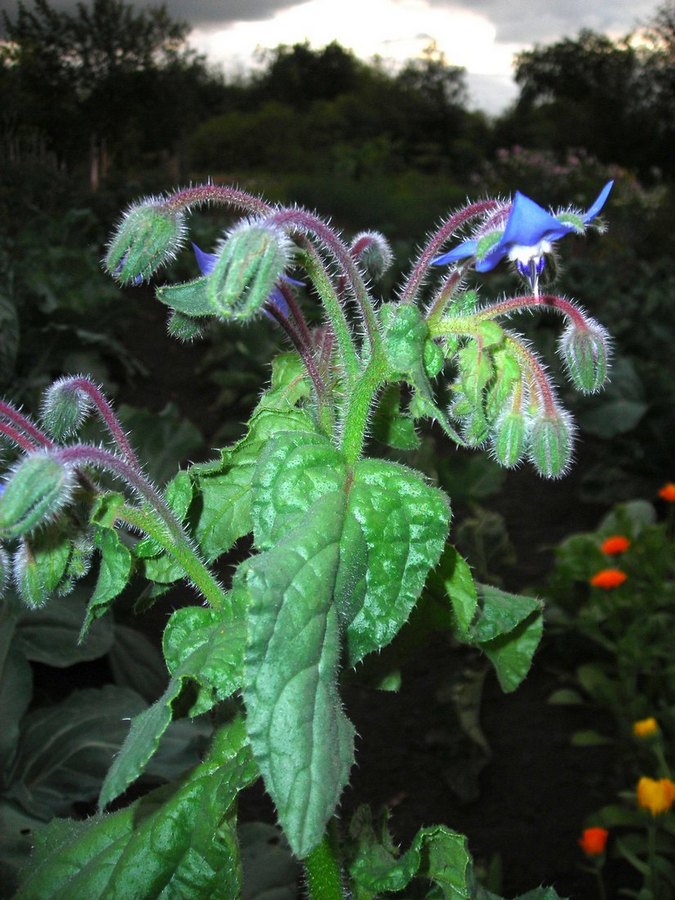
578 826 609 856
636 777 675 816
658 482 675 502
633 717 659 739
600 535 630 555
589 568 628 589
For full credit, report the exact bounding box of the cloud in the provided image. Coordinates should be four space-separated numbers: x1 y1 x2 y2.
0 0 305 30
424 0 661 43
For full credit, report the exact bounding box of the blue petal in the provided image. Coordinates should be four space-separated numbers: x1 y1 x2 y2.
432 239 479 266
281 273 305 287
475 246 509 272
582 180 614 223
192 243 218 276
502 192 571 247
263 285 290 321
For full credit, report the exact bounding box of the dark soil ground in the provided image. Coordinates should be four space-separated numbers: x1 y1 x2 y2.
110 296 638 898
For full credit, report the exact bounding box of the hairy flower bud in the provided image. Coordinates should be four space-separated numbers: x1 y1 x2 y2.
206 221 294 321
0 453 75 539
41 376 91 439
491 411 528 468
559 321 611 393
105 197 186 285
530 407 574 478
350 231 394 280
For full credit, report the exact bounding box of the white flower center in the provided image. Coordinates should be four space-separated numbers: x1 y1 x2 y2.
508 239 552 265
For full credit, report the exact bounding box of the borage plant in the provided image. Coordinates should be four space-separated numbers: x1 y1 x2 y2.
0 180 613 898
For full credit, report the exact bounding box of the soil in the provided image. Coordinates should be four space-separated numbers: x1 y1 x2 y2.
104 296 637 898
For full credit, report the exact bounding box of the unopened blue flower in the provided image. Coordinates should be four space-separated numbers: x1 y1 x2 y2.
433 181 613 292
192 243 302 319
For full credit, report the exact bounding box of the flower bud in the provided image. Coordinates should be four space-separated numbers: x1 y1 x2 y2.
529 407 574 478
491 411 528 468
559 321 610 394
206 221 294 321
0 453 75 539
350 231 394 280
105 197 186 285
41 376 90 440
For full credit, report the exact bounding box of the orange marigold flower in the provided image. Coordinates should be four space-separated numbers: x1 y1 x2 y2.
578 826 609 856
589 568 628 589
600 535 630 555
633 717 659 738
658 482 675 502
636 776 675 816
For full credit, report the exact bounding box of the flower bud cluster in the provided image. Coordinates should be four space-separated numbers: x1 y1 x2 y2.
105 196 187 285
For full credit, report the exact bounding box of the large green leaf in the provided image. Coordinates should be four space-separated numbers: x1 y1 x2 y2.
194 408 314 561
6 686 146 820
107 624 167 704
0 600 32 769
17 719 257 900
337 458 450 665
242 490 355 859
99 600 246 809
80 526 132 638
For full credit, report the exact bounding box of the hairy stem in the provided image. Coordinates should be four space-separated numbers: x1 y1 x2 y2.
399 199 500 305
162 183 272 218
340 352 387 465
303 831 346 900
57 377 139 466
0 402 53 449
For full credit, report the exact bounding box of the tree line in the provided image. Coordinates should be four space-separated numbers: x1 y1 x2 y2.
1 0 673 187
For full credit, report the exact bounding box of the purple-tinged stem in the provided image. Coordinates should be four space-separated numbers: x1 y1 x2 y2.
504 332 558 416
264 209 380 351
399 199 500 305
264 303 328 402
161 184 272 218
59 377 139 467
472 293 590 329
277 280 314 349
425 266 468 324
0 402 53 449
0 420 46 454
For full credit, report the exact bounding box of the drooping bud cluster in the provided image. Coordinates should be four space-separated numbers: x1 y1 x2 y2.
104 196 187 285
350 231 394 281
41 376 92 439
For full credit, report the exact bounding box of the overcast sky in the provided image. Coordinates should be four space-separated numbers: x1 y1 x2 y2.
0 0 664 113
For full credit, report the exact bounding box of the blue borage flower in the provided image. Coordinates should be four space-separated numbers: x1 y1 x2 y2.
433 181 613 292
192 243 302 320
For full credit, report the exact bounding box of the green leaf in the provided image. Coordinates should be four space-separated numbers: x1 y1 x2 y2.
470 586 543 692
242 490 355 859
6 686 146 819
431 545 478 639
371 385 421 451
253 351 312 413
194 408 314 561
135 470 193 558
99 600 246 808
80 527 132 639
348 806 473 898
156 274 214 317
337 459 450 665
16 590 114 667
251 430 345 550
18 718 258 900
571 729 612 746
0 638 32 770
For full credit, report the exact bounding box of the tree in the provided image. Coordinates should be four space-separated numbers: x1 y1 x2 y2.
1 0 214 185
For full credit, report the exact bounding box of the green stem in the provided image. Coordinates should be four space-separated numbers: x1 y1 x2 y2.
594 863 607 900
118 502 228 611
340 352 387 464
303 831 346 900
300 245 361 385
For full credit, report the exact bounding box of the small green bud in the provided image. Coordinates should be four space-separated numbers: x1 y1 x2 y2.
105 197 186 285
491 411 528 468
0 453 75 539
350 230 394 280
41 376 90 439
529 408 574 478
559 322 611 394
206 221 293 321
